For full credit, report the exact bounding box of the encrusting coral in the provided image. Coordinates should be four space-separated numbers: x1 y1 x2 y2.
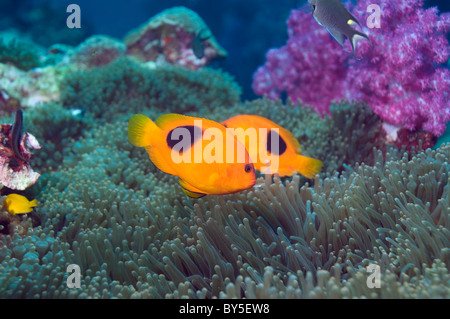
61 57 242 120
66 35 126 70
0 37 41 71
124 6 227 70
0 114 41 190
0 5 227 116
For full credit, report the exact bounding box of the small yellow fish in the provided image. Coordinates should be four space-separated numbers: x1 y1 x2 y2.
3 194 37 215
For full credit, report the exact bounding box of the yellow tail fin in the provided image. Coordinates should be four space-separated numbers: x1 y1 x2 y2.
296 155 323 179
128 114 159 147
29 199 37 207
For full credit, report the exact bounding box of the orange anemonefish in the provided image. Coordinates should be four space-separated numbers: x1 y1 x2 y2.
128 113 256 198
3 194 37 215
221 115 323 178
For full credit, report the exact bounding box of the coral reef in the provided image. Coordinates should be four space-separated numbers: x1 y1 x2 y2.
394 128 438 153
253 0 450 136
0 117 41 190
23 103 86 172
61 57 241 120
0 204 34 237
0 33 65 113
0 130 448 297
66 35 126 70
124 6 227 70
135 0 299 99
0 61 66 110
345 0 450 136
0 5 229 115
435 125 450 149
1 89 448 298
0 38 42 71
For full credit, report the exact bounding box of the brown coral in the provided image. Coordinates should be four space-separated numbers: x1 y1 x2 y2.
124 6 227 70
67 35 126 69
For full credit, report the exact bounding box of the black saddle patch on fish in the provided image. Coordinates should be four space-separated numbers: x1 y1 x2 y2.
11 109 27 162
266 129 287 156
167 125 203 154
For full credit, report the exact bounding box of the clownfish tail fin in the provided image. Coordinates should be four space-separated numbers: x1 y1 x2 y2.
296 155 323 179
128 114 160 147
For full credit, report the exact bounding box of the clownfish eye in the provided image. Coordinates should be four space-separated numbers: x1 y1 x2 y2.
244 164 252 173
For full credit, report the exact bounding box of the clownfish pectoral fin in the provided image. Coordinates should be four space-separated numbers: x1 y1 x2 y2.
128 114 160 147
295 155 323 179
178 179 206 198
146 147 178 176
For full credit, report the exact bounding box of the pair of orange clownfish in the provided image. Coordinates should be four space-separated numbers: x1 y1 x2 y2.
128 113 323 198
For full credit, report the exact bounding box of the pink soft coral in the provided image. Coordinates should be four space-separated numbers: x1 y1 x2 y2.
252 9 348 115
253 0 450 136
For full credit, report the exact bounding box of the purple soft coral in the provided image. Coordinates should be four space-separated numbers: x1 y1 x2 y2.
253 9 348 115
253 0 450 136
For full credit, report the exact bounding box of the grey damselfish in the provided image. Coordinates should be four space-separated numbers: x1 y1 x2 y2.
308 0 371 56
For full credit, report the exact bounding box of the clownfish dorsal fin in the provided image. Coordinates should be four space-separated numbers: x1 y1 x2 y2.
155 113 193 130
178 179 206 198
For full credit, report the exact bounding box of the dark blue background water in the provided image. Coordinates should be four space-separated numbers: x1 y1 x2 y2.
1 0 449 100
